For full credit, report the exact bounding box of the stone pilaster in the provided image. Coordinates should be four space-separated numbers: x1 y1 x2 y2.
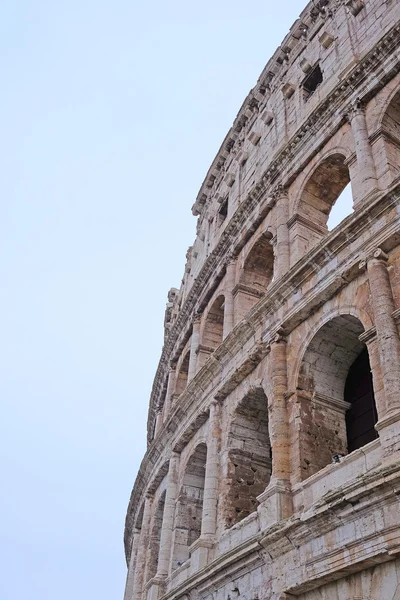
363 249 400 456
124 528 140 600
348 101 378 203
257 333 292 528
163 367 176 422
156 453 180 578
133 496 153 600
274 188 290 279
188 316 201 382
190 401 221 573
223 259 236 338
201 401 221 538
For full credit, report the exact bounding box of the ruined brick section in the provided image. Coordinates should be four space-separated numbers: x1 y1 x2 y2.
123 1 400 600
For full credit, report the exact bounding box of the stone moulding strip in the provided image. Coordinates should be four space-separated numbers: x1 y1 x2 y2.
312 392 351 413
125 186 400 561
147 24 400 444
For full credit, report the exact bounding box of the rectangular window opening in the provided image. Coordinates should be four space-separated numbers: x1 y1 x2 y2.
302 63 323 100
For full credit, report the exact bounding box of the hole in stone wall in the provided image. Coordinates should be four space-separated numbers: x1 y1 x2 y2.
302 63 323 100
217 198 228 227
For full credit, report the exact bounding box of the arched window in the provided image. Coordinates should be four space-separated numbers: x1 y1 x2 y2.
235 234 274 323
222 389 271 528
300 153 351 229
297 315 378 479
175 351 190 396
292 154 353 260
202 295 224 351
171 444 206 570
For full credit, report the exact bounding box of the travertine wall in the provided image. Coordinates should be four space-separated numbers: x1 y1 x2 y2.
124 1 400 599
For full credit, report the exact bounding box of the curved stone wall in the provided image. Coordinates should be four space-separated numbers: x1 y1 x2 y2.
124 1 400 599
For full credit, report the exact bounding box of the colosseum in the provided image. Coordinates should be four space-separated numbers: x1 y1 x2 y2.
124 1 400 598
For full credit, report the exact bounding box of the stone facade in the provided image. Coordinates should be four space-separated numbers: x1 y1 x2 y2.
124 1 400 598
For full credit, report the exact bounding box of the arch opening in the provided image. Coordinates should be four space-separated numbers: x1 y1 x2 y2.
234 235 274 323
326 182 353 230
175 351 190 396
222 388 271 529
171 443 206 571
296 315 378 480
241 234 274 293
202 295 225 351
300 153 351 230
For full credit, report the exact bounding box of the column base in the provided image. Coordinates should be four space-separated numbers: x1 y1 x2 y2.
376 409 400 460
257 479 293 530
145 576 165 600
189 537 215 574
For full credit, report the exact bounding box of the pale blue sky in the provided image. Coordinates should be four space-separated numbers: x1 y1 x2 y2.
0 2 340 598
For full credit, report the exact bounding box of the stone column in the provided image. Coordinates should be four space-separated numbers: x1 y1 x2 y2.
190 401 221 573
269 335 291 482
124 528 141 600
257 333 292 528
365 249 400 416
163 367 176 422
133 495 153 600
188 316 201 382
348 101 378 202
156 453 180 578
201 401 221 538
223 259 236 339
274 189 290 278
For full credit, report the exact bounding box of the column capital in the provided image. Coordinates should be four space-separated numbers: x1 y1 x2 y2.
193 313 202 325
360 248 388 271
226 251 237 266
372 247 389 262
345 98 366 122
272 327 287 344
270 183 289 205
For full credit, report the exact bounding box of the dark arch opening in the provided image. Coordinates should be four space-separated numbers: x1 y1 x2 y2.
297 315 378 479
345 348 378 453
